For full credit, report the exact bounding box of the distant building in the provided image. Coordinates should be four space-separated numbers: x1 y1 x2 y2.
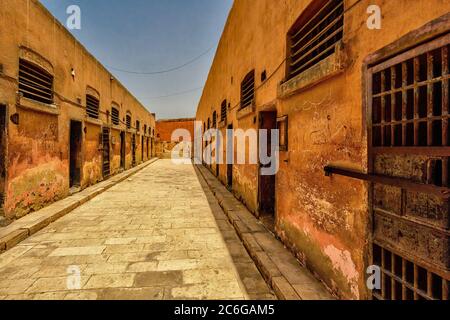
155 118 195 159
196 0 450 300
0 0 155 222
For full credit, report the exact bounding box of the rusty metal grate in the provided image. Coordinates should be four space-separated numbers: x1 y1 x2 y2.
86 95 99 119
240 71 255 109
18 59 54 104
221 100 227 122
369 34 450 301
126 114 131 129
373 244 449 300
111 107 120 125
287 0 344 80
372 44 450 150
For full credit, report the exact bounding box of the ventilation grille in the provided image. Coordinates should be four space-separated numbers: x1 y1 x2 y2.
241 71 255 109
288 0 344 80
126 115 131 129
19 59 53 104
221 100 227 122
86 95 99 119
212 111 217 128
111 107 120 125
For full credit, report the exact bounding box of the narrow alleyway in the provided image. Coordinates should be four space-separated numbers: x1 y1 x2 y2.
0 160 274 300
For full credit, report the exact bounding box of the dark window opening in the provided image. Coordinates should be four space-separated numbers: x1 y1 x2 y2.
212 111 217 128
287 0 344 80
126 114 132 129
86 94 100 119
136 120 140 132
240 70 255 109
111 107 120 125
19 59 54 104
221 100 227 122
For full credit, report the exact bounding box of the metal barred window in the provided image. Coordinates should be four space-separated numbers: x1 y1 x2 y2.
86 95 99 119
240 71 255 109
126 114 131 129
287 0 344 80
111 107 120 125
221 100 227 122
212 111 217 128
368 35 450 301
18 59 54 104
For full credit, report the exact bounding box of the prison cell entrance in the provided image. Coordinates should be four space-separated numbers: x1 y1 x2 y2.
141 135 144 163
227 124 233 189
69 120 82 188
258 111 276 228
132 134 136 167
120 131 125 170
368 35 450 300
102 127 110 179
0 105 6 217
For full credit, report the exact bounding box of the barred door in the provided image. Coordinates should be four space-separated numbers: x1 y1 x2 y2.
102 128 110 178
368 34 449 300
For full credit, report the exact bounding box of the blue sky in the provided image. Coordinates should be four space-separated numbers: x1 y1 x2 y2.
40 0 233 119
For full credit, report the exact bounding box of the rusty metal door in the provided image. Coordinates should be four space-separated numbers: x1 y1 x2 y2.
368 35 450 300
102 127 110 178
0 105 6 216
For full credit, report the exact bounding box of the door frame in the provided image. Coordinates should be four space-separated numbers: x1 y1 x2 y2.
0 104 8 214
257 110 277 219
69 119 83 188
362 16 450 300
120 131 126 170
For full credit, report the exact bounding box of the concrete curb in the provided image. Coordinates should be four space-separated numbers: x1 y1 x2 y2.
0 158 159 254
195 164 335 300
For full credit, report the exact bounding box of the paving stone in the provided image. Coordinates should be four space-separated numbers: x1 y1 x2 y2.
0 229 29 250
0 160 272 300
84 274 135 289
272 277 301 300
134 271 183 287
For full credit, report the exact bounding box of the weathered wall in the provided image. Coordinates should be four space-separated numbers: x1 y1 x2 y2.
0 0 155 220
195 0 450 299
155 118 195 158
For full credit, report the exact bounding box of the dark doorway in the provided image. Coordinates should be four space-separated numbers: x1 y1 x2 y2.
258 111 276 230
69 120 82 188
146 137 149 159
132 134 136 166
120 131 125 170
102 127 111 179
141 135 144 163
0 105 6 217
226 124 233 189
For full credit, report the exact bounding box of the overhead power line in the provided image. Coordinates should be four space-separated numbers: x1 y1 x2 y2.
140 86 204 100
105 46 215 75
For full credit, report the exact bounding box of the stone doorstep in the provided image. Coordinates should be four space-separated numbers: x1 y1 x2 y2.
195 165 334 301
0 158 159 254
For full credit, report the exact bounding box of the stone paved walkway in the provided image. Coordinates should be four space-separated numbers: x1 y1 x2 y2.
0 160 274 300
